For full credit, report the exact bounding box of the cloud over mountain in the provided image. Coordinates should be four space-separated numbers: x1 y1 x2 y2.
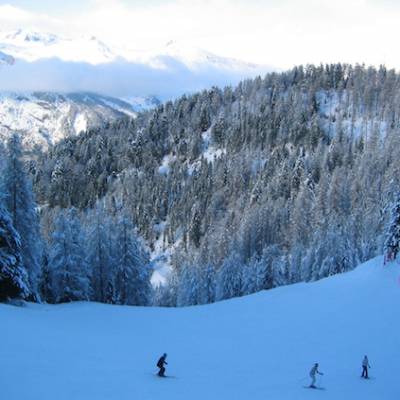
0 29 270 98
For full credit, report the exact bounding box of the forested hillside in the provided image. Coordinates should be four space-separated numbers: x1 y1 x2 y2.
7 63 400 306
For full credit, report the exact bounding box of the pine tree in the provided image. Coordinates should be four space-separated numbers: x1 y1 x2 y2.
260 245 284 289
49 208 90 302
0 198 29 301
198 263 216 304
0 141 6 171
154 268 179 307
1 134 42 300
216 250 243 301
85 207 115 302
241 257 259 295
177 262 200 306
39 252 53 303
114 213 151 306
384 192 400 263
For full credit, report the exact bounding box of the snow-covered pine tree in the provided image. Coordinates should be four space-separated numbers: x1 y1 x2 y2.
177 262 199 306
85 207 115 302
153 268 179 307
39 251 53 303
49 208 90 302
240 257 258 296
216 250 243 301
260 245 284 290
0 141 6 171
310 224 353 279
384 191 400 263
1 134 42 300
114 213 151 306
198 263 216 304
0 198 29 301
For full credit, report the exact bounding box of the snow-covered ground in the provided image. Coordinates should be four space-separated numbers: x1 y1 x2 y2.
1 256 398 400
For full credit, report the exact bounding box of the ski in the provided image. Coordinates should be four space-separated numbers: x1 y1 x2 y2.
303 386 326 391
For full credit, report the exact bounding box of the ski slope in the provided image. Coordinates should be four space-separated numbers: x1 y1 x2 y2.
1 256 398 399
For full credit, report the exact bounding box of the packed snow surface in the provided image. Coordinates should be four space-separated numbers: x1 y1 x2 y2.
1 256 398 399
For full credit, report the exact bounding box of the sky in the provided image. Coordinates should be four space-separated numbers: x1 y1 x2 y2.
1 0 400 70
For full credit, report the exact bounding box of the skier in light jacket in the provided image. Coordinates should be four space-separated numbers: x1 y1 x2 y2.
309 363 323 388
361 355 371 379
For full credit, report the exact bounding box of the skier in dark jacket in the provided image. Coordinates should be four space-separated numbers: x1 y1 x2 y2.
157 353 168 377
361 355 371 379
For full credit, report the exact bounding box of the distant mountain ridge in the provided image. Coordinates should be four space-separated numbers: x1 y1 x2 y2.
0 92 159 150
0 29 115 64
0 28 268 150
0 28 262 72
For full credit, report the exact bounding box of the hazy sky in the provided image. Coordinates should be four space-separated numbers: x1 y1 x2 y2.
0 0 399 69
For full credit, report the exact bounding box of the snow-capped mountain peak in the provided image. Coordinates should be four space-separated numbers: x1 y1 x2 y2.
0 29 116 64
118 38 259 71
160 39 258 71
0 28 265 72
2 29 58 45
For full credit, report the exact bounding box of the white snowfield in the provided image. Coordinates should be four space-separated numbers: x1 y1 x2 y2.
1 256 398 400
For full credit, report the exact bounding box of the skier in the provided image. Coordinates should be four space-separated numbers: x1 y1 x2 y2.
361 355 371 379
309 363 323 388
157 353 168 377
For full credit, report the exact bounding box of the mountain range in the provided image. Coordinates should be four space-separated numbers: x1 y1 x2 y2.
0 28 261 71
0 92 161 150
0 29 267 149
